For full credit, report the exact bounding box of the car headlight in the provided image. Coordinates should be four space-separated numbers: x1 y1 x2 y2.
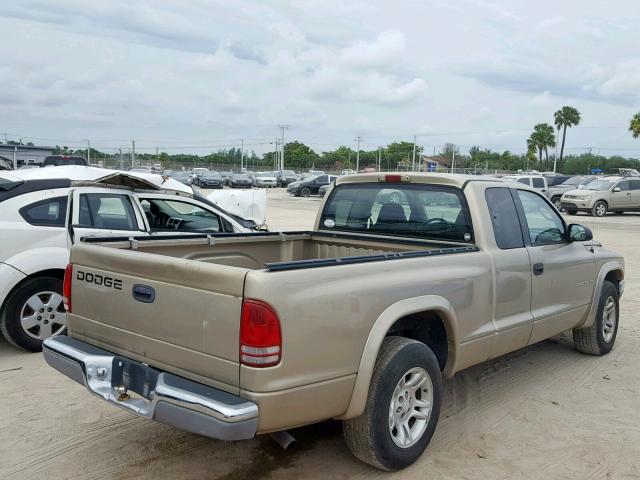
581 195 592 200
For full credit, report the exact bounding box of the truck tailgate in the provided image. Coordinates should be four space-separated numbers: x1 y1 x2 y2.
67 243 247 393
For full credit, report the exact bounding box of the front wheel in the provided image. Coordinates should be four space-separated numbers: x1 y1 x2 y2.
0 276 67 352
343 337 442 471
300 187 311 197
552 197 562 211
573 280 619 355
592 200 607 217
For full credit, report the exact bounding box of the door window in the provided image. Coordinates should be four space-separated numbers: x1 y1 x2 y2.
140 198 222 232
485 188 524 249
78 193 137 230
517 178 530 186
517 190 566 245
531 177 545 189
630 180 640 190
19 196 68 227
615 181 630 191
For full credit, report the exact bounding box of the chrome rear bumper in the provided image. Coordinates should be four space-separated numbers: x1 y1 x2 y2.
43 336 258 441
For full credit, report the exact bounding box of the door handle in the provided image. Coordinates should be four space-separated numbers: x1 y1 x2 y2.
132 284 155 303
533 263 544 275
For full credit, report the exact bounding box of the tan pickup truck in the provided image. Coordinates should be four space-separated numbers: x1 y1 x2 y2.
43 173 624 470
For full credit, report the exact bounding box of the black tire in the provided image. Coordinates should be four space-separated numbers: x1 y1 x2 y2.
343 337 442 471
0 276 66 352
592 200 607 217
566 209 578 215
300 187 311 197
551 196 562 211
573 280 619 355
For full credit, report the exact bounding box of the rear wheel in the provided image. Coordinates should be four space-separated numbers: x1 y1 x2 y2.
0 276 66 352
343 337 442 471
300 187 311 197
551 196 562 210
573 280 619 355
592 200 607 217
566 208 578 215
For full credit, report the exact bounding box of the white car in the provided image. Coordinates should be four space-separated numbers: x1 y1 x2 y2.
0 166 261 352
253 171 278 187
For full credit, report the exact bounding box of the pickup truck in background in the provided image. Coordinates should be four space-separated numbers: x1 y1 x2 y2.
43 173 624 470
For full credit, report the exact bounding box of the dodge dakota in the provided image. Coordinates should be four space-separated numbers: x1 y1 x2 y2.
43 173 624 470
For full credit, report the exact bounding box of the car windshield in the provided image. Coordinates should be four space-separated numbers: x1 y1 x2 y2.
320 183 473 243
282 170 296 175
201 172 221 178
303 175 321 182
257 173 273 178
582 179 615 191
172 172 190 179
563 176 586 186
234 174 249 180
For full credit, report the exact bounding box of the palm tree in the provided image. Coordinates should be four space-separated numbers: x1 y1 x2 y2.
527 123 556 168
554 106 581 167
630 112 640 138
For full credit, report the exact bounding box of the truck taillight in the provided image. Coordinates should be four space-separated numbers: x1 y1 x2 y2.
63 263 73 313
240 299 281 367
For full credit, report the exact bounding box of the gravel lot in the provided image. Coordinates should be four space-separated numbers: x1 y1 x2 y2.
1 188 639 480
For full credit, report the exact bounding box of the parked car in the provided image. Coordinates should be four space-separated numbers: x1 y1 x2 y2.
0 167 261 351
341 169 356 175
287 174 336 196
276 170 299 187
192 167 208 182
561 176 640 216
168 170 193 186
501 174 548 195
220 171 234 186
230 173 252 188
546 175 590 210
195 171 224 189
129 166 153 174
44 172 623 471
254 171 278 188
42 155 88 167
318 184 330 197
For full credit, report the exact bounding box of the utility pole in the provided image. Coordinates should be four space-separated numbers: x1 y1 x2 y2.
278 125 288 171
86 140 90 165
131 140 136 168
239 139 244 171
13 145 17 170
119 148 123 170
273 140 279 171
355 136 361 172
378 146 382 172
412 135 417 171
451 150 456 173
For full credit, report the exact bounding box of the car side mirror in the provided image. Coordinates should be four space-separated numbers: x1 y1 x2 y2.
612 187 621 192
568 223 593 242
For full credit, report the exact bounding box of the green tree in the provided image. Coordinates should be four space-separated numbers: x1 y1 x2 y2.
553 106 581 166
630 112 640 139
527 123 556 167
283 141 319 170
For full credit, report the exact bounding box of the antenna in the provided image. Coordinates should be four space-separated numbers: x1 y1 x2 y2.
591 147 597 251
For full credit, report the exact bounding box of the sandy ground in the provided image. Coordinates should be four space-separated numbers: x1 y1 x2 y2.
1 188 639 480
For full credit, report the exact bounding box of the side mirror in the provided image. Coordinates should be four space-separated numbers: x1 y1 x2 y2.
612 187 621 192
568 223 593 242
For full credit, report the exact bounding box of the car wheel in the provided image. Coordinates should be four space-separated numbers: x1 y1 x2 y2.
566 208 578 215
573 280 619 355
343 337 442 471
300 187 311 197
0 276 66 352
592 200 607 217
552 196 562 210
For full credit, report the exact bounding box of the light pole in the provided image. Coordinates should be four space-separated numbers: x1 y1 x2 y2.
355 136 361 172
412 135 417 171
84 140 90 165
278 125 288 171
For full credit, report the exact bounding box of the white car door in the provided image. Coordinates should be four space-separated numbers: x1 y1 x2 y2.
67 187 148 245
132 193 247 234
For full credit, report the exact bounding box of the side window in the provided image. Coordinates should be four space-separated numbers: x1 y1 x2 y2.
78 193 137 230
531 177 545 188
316 175 328 183
629 180 640 190
616 181 630 191
141 199 222 232
19 196 68 227
485 188 524 249
517 178 530 186
517 190 566 245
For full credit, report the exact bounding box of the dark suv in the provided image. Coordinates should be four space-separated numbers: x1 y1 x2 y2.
42 155 88 167
287 174 336 196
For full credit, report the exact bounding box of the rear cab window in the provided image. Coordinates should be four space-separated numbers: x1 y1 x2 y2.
320 183 474 243
485 188 524 249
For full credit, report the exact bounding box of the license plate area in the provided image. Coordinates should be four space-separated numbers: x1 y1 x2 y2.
111 356 160 399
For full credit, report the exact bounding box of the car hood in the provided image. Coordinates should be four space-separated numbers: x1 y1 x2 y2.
563 188 595 197
207 188 267 226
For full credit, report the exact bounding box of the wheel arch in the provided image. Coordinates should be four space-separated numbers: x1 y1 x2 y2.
335 295 459 420
576 261 624 330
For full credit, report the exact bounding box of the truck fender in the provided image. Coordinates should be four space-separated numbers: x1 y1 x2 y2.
575 260 624 330
335 295 459 420
0 248 69 310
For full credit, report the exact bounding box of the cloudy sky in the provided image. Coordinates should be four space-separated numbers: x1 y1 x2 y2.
1 0 639 157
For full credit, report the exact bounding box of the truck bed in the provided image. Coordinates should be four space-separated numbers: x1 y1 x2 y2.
68 231 478 397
